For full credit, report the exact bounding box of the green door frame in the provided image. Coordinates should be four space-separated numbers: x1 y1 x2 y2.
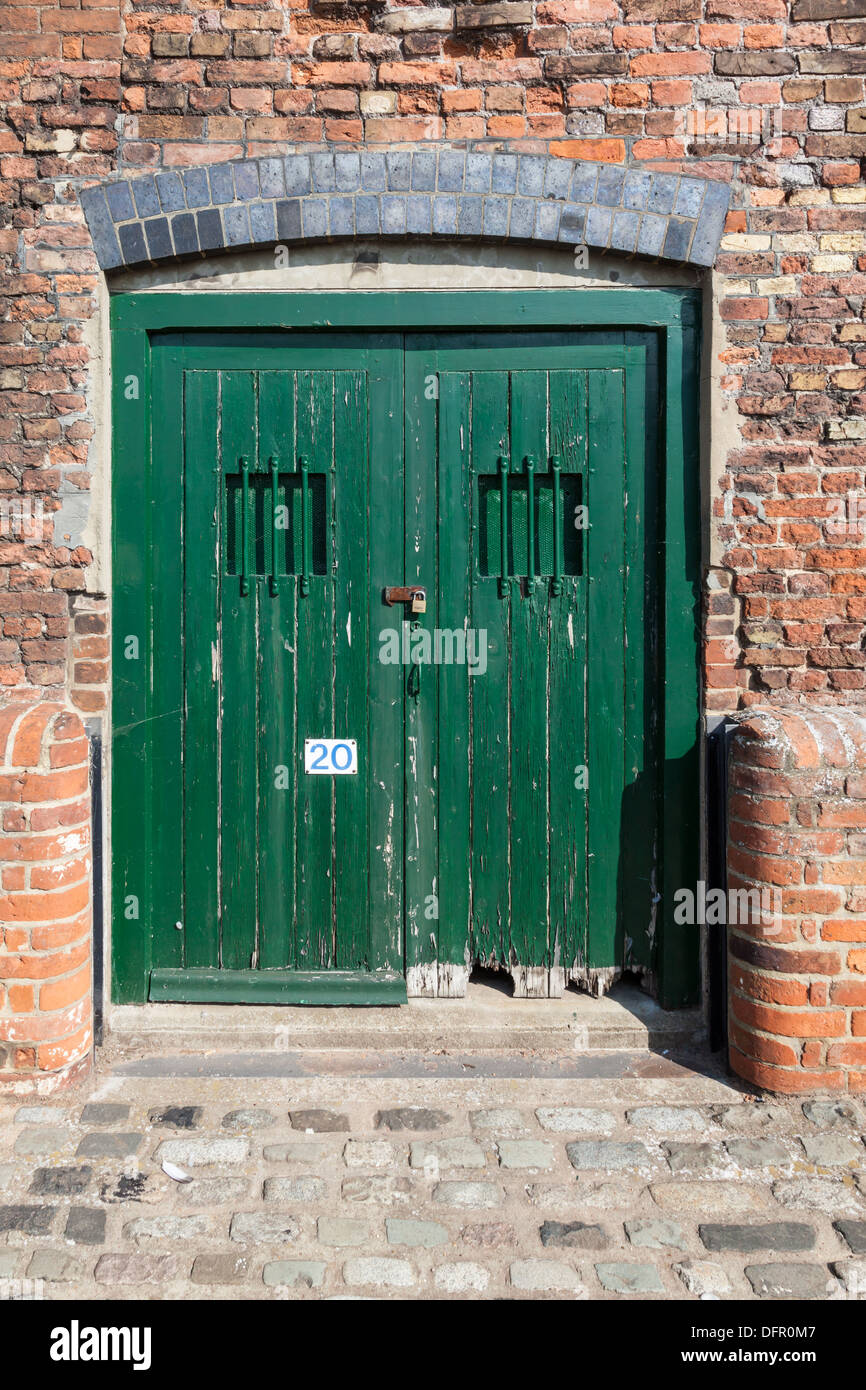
111 288 701 1008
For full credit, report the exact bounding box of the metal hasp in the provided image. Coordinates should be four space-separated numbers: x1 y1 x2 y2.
239 455 250 597
299 454 310 597
384 585 427 614
551 453 563 597
525 454 536 594
269 455 280 596
498 454 510 597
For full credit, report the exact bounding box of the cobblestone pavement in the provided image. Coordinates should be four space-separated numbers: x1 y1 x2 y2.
1 1050 865 1301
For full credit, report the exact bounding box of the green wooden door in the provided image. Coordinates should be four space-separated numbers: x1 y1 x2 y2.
112 293 698 1008
145 336 406 1003
404 333 660 998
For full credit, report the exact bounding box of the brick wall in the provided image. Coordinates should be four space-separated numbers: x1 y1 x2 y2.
2 2 866 709
3 1 866 1090
0 702 93 1092
728 708 866 1094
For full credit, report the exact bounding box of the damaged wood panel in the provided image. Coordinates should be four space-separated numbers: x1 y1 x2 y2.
548 368 587 988
257 369 297 971
468 368 511 973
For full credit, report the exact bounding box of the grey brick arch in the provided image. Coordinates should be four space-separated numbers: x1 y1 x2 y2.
79 147 731 273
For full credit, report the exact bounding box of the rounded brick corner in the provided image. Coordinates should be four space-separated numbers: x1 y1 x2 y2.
0 702 93 1094
78 147 731 275
727 706 866 1097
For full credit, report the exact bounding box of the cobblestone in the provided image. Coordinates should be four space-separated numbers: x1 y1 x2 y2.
624 1219 686 1251
496 1140 555 1170
772 1178 866 1219
830 1258 866 1294
663 1143 734 1176
157 1137 249 1167
434 1262 489 1292
123 1215 209 1243
191 1253 249 1285
344 1140 398 1168
800 1134 863 1167
723 1138 792 1168
94 1254 184 1285
262 1260 325 1288
566 1141 652 1172
834 1220 866 1254
183 1178 249 1206
79 1104 130 1126
626 1107 706 1134
699 1223 815 1253
375 1108 450 1131
77 1133 144 1159
149 1106 203 1130
343 1257 415 1289
386 1218 448 1248
536 1107 616 1134
263 1176 327 1203
317 1216 369 1248
290 1110 349 1133
509 1258 581 1292
674 1259 732 1298
432 1180 502 1208
29 1166 92 1196
596 1262 664 1294
13 1128 73 1157
0 1204 55 1234
229 1212 301 1244
27 1250 79 1282
14 1107 70 1126
539 1220 609 1249
222 1109 276 1131
1 1062 861 1301
470 1108 527 1134
65 1208 106 1245
745 1263 835 1300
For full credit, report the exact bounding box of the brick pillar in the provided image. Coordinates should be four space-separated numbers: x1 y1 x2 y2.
727 708 866 1096
0 703 93 1093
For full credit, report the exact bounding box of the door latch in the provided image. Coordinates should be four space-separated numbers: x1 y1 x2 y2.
384 585 427 614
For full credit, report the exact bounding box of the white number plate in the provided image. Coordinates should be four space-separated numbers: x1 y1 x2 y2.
303 738 358 775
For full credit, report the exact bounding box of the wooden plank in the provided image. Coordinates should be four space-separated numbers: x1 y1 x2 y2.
367 347 404 976
181 368 221 970
620 342 658 983
548 369 588 982
585 368 626 978
110 327 151 1003
402 341 439 988
436 370 472 972
256 370 296 969
111 289 701 335
468 369 511 970
218 370 259 970
333 370 370 970
149 968 407 1005
295 371 336 969
508 370 551 974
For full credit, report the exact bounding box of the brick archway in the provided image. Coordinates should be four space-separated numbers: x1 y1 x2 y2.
79 148 731 273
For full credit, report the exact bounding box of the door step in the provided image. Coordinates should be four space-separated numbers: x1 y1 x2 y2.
103 980 705 1064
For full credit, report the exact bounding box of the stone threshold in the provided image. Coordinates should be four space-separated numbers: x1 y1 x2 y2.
104 980 706 1062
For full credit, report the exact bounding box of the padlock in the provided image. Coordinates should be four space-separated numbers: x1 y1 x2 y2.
410 588 427 614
